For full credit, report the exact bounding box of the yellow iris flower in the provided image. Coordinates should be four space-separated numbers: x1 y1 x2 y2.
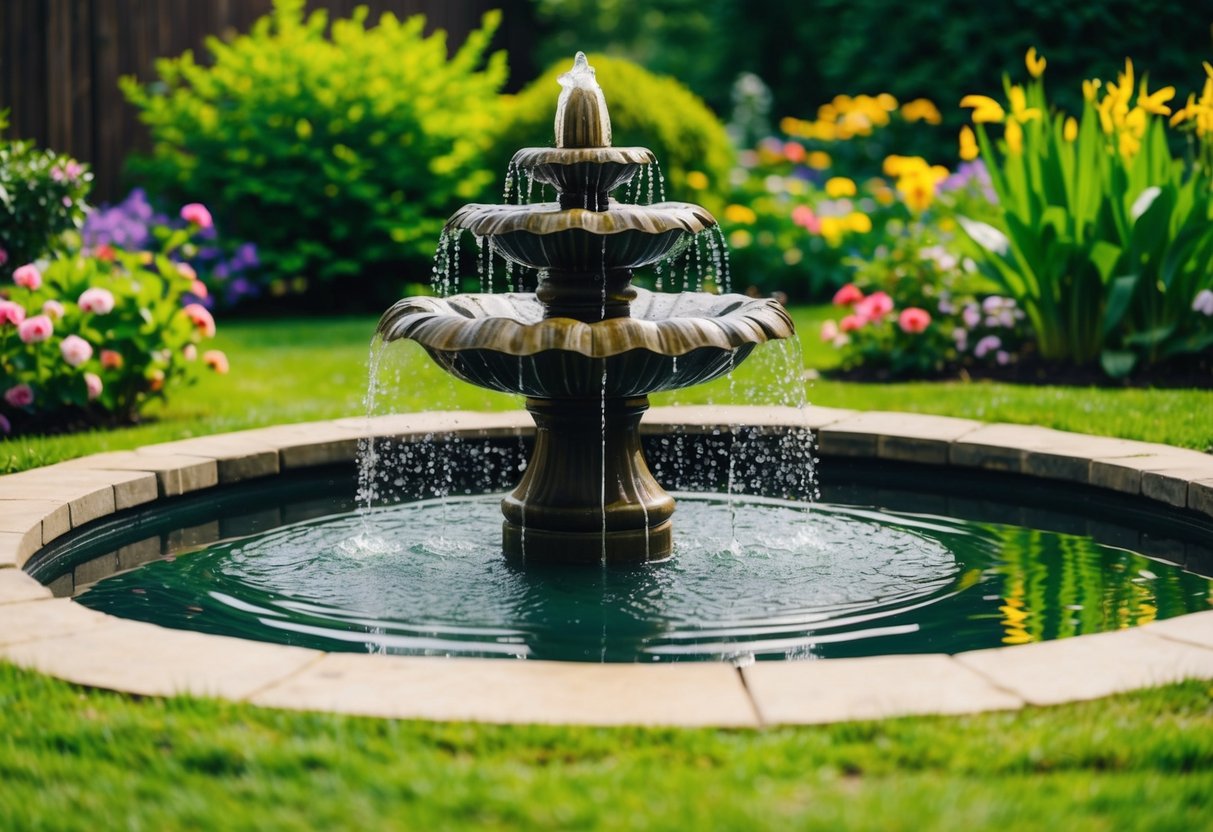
960 94 1005 124
1137 80 1175 116
1083 79 1101 102
1008 86 1041 123
1063 116 1078 142
1025 47 1047 78
1004 120 1024 155
959 126 979 160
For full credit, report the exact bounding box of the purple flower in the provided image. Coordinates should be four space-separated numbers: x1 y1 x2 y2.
962 304 981 329
974 335 1002 358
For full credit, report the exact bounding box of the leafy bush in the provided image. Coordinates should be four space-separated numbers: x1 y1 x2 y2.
84 189 261 309
0 209 226 435
0 113 91 283
493 53 734 209
122 0 507 308
959 53 1213 376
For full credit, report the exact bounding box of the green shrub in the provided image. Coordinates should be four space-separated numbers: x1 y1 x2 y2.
0 113 91 282
121 0 507 308
492 53 734 210
1 210 226 435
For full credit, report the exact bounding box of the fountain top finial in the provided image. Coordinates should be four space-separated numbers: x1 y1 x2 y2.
555 52 612 149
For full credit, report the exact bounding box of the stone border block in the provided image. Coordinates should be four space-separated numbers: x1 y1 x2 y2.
1143 609 1213 652
59 452 217 498
742 655 1023 724
0 598 115 646
955 629 1213 706
1090 451 1213 495
252 653 758 727
1190 479 1213 519
0 569 52 603
819 412 981 463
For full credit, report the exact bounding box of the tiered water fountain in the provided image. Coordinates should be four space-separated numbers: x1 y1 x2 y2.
377 53 794 564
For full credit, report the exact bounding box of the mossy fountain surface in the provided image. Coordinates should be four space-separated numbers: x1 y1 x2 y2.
377 53 793 564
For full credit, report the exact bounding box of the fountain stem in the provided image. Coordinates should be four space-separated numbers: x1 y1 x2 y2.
502 395 674 564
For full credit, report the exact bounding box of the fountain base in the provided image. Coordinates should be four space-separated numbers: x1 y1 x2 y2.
501 395 675 564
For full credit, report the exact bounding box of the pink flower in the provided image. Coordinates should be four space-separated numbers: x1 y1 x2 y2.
17 315 53 344
820 320 840 341
180 203 213 229
13 263 41 290
84 372 103 401
0 413 9 434
839 314 865 333
41 300 65 320
191 280 208 299
94 244 116 262
4 384 34 408
784 142 806 163
0 300 25 326
855 291 894 323
100 349 124 370
78 287 115 314
183 344 198 362
791 204 821 233
184 303 216 338
60 334 93 367
176 262 197 280
898 307 932 334
203 349 229 374
0 247 8 266
832 283 864 307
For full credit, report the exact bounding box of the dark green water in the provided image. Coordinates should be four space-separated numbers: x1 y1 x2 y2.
73 491 1212 662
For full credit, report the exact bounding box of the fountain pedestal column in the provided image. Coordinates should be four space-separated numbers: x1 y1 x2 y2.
502 395 675 564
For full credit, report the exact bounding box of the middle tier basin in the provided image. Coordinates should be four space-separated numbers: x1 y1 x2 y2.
445 201 716 271
377 287 795 398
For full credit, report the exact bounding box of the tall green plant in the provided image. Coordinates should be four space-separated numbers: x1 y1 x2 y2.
122 0 507 307
958 54 1213 376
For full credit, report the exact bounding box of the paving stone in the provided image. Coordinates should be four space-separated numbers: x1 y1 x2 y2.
948 423 1061 471
955 629 1213 706
1190 479 1213 519
0 519 42 568
137 437 279 483
644 405 854 434
0 570 52 604
1023 436 1172 485
0 500 70 548
0 615 321 699
817 412 982 463
0 470 126 525
0 598 115 646
1141 469 1205 508
1143 610 1213 652
742 655 1023 724
253 654 759 727
60 452 217 498
45 572 73 597
1090 451 1213 495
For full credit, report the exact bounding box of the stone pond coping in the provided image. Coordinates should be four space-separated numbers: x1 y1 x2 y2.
1 405 1212 727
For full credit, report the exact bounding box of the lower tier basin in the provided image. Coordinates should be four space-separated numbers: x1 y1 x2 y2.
27 435 1213 664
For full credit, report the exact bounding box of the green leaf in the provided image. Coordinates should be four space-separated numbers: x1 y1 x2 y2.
1099 350 1138 378
1102 274 1138 333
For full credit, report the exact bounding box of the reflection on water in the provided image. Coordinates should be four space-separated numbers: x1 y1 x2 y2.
72 492 1212 663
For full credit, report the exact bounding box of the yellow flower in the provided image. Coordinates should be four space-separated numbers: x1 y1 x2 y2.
825 176 857 198
1008 85 1041 123
960 94 1005 124
1063 116 1078 142
894 164 949 213
1005 120 1024 155
806 150 832 169
876 93 899 111
1205 60 1213 80
1119 130 1141 159
1025 47 1047 78
1082 79 1102 102
882 154 929 177
959 126 979 160
818 216 844 246
845 212 872 233
685 171 709 190
1170 93 1198 127
901 98 942 124
1124 106 1147 137
1138 80 1175 116
723 204 757 225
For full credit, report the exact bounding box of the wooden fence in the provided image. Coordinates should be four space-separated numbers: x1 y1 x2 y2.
0 0 536 201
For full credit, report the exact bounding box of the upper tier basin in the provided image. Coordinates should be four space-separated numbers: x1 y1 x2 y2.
377 287 794 398
446 201 715 271
510 147 656 199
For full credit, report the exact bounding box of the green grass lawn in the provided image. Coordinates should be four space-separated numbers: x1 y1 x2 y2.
3 307 1211 473
2 310 1212 828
